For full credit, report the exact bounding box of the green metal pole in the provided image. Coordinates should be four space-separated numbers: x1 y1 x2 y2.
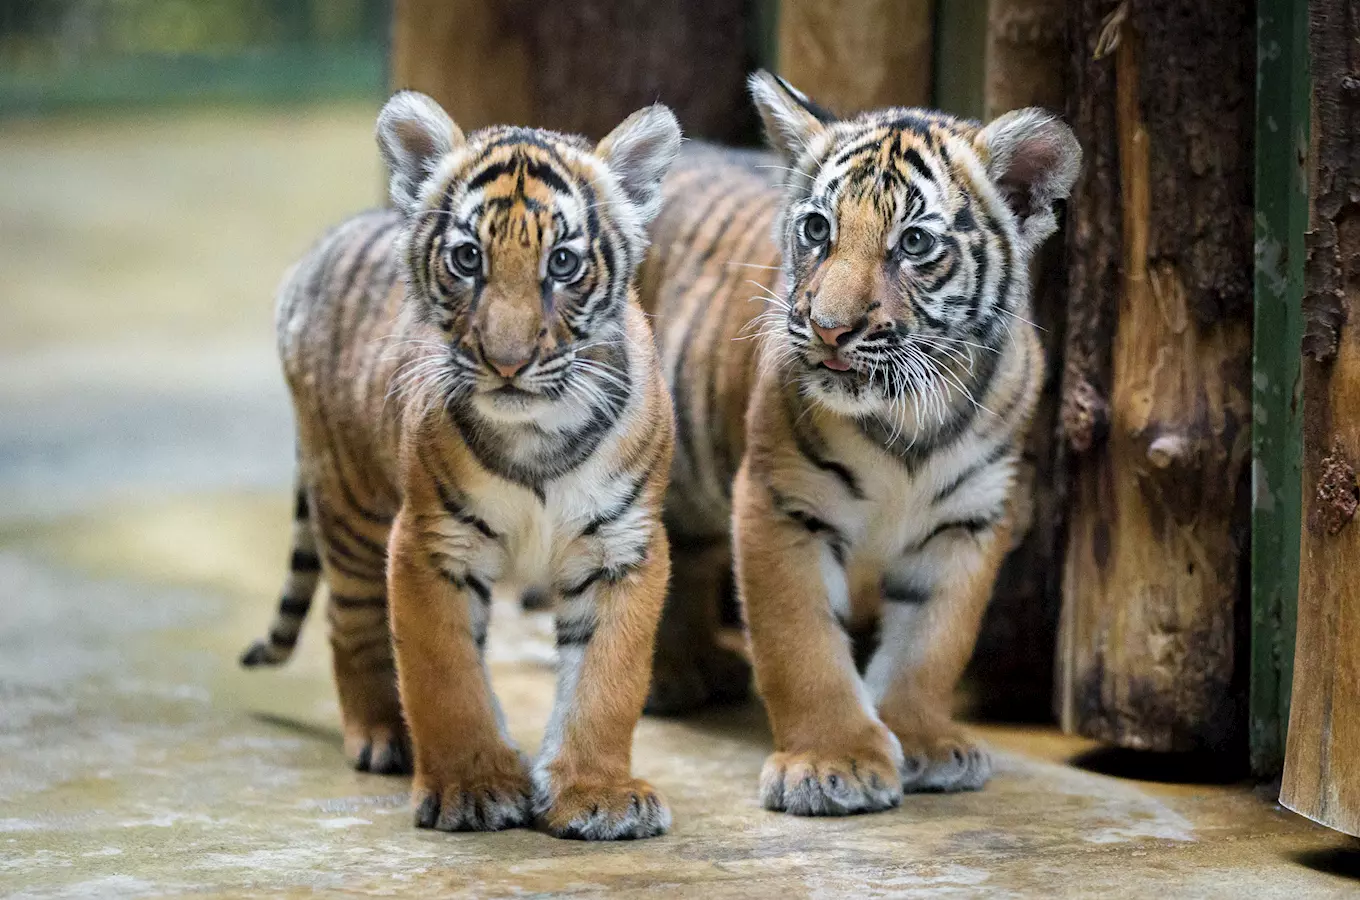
1249 0 1309 778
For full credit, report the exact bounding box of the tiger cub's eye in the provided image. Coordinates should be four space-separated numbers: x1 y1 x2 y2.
899 227 936 258
801 212 831 245
447 242 482 277
547 247 582 282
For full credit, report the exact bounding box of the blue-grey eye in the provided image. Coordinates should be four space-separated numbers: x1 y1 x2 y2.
547 247 582 282
802 212 831 244
447 242 482 277
899 227 936 258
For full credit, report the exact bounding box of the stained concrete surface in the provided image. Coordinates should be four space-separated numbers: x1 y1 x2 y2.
1 105 1357 899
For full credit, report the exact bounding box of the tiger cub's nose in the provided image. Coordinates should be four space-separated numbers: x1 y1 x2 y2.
487 353 531 379
812 322 854 347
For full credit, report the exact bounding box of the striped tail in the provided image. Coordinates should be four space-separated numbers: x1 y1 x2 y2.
240 484 322 668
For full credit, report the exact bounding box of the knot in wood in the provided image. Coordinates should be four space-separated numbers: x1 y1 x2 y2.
1147 434 1190 469
1310 445 1358 536
1062 378 1108 454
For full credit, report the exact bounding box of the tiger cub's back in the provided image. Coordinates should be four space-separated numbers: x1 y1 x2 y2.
638 145 782 538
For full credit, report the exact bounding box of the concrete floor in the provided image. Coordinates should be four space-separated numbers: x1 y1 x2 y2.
1 105 1357 899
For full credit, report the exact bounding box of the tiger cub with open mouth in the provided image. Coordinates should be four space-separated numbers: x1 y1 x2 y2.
638 71 1079 814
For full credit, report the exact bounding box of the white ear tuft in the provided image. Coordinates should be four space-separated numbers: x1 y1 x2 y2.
975 108 1082 249
595 104 682 226
376 91 465 216
748 70 833 162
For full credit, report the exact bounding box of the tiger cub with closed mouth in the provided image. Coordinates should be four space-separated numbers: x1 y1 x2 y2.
241 91 681 840
638 72 1079 814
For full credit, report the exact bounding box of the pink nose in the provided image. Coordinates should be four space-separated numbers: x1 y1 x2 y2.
813 322 853 347
488 355 530 379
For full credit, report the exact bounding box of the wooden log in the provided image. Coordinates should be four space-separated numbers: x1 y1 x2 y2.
390 0 760 142
1056 0 1254 752
967 0 1069 719
776 0 934 113
1279 0 1360 838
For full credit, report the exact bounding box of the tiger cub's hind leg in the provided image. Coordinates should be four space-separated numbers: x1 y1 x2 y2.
311 501 409 775
645 536 751 716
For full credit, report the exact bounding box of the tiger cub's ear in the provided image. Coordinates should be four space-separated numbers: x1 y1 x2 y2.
376 91 466 216
595 104 682 227
975 109 1082 252
748 70 834 163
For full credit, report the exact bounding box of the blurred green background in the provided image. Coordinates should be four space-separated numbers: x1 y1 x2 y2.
0 0 388 116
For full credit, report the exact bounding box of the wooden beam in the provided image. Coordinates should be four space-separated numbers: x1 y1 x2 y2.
1057 0 1254 753
1248 0 1308 779
1280 0 1360 838
776 0 935 114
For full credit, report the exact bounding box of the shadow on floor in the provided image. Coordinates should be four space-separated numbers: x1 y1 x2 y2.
1292 844 1360 881
1069 746 1248 785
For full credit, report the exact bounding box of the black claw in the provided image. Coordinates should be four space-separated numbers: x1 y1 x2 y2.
414 793 440 829
354 744 372 772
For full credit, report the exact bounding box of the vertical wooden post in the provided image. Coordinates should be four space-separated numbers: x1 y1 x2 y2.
1249 0 1308 778
390 0 762 142
1279 0 1360 838
967 0 1069 718
776 0 935 112
1057 0 1255 753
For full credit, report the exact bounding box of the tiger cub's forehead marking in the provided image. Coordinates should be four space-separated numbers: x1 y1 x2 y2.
452 143 590 226
805 114 984 215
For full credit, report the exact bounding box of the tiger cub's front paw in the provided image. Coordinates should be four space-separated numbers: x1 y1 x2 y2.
411 746 533 832
343 722 411 775
894 726 992 793
760 733 904 816
535 776 672 840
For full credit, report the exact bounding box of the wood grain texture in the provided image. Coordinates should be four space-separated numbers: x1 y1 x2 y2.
1056 0 1254 752
776 0 935 114
390 0 760 142
967 0 1069 719
1279 0 1360 838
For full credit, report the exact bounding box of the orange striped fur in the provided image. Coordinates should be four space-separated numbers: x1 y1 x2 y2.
639 72 1080 814
242 92 681 839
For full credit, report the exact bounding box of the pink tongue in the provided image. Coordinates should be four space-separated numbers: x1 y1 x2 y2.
822 358 852 372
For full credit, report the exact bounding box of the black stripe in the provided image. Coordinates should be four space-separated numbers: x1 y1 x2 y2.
466 575 492 605
294 490 310 521
290 550 322 573
902 148 936 184
315 506 387 563
563 570 603 598
932 442 1014 505
268 626 299 649
582 472 648 537
323 545 383 581
331 593 387 610
279 597 312 617
429 468 499 540
554 617 596 647
882 583 929 605
770 487 848 565
916 516 996 549
784 388 864 500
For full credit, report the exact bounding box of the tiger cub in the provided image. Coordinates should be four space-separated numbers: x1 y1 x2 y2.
240 92 681 840
638 72 1079 814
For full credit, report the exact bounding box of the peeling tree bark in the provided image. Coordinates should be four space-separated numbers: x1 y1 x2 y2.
1057 0 1254 752
968 0 1069 719
1280 0 1360 839
390 0 760 143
